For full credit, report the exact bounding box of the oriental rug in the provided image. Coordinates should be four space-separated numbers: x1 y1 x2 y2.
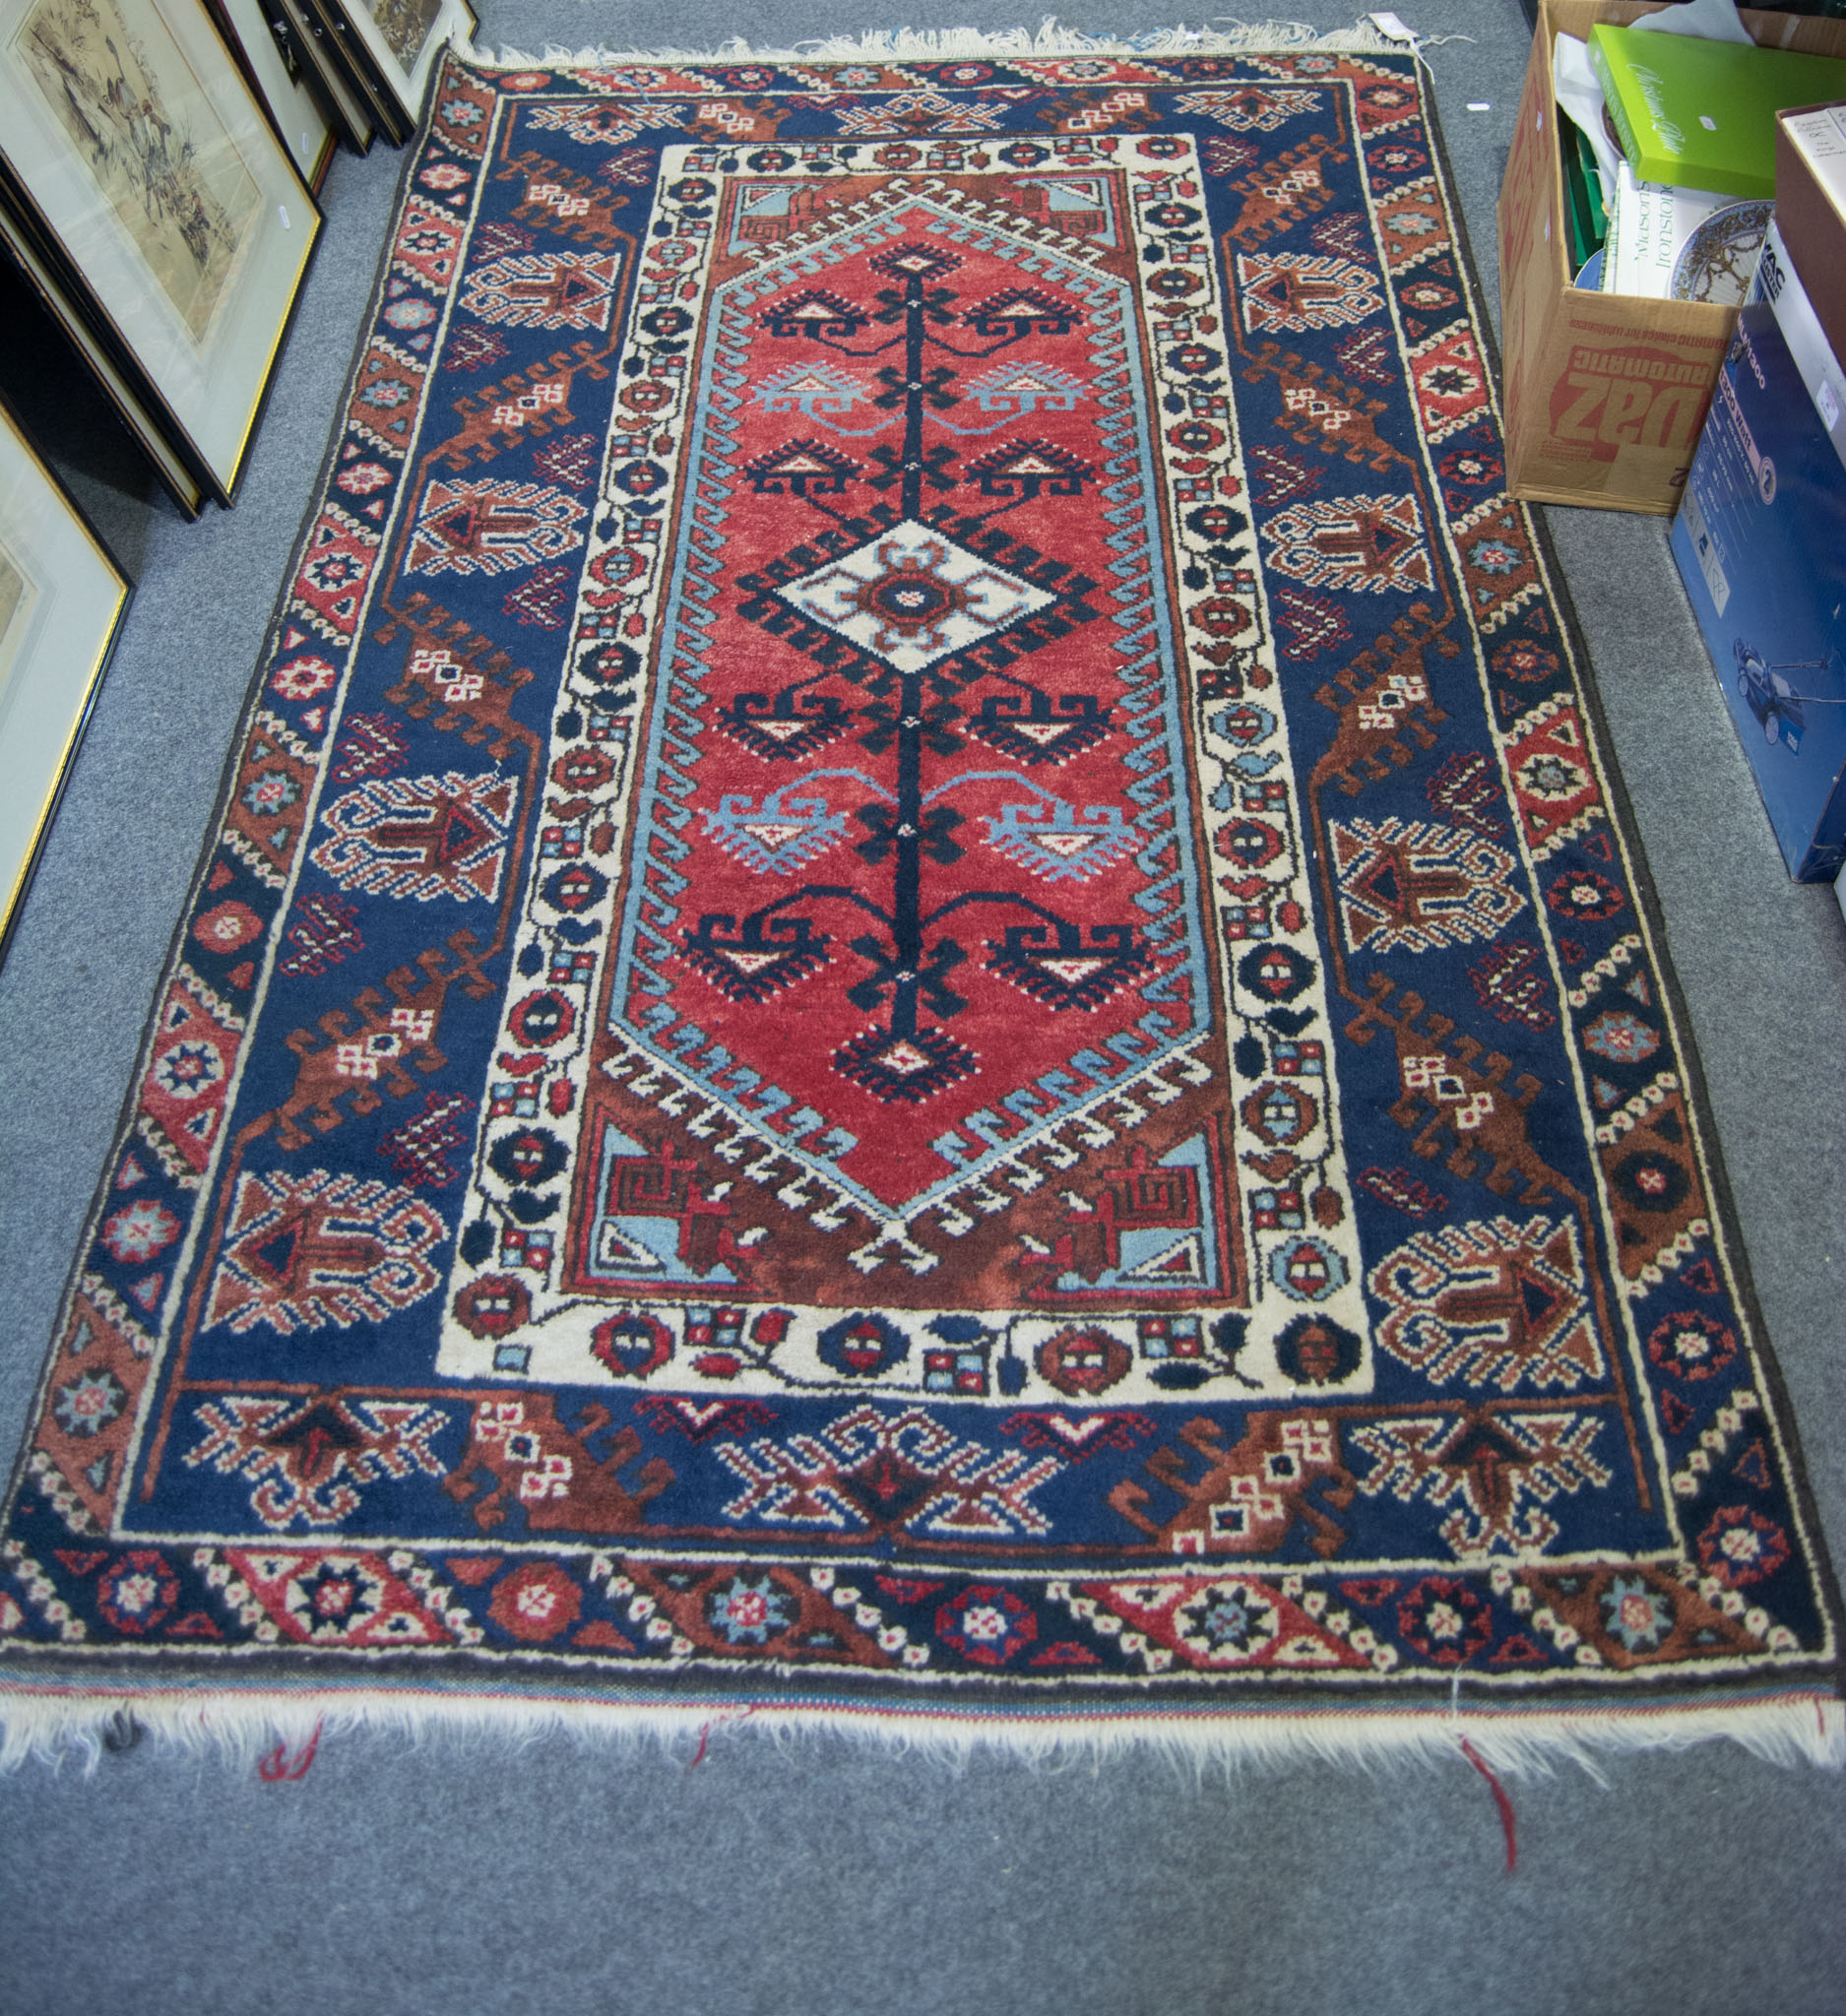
3 28 1840 1764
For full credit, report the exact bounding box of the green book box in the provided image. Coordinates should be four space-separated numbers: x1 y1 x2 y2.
1589 22 1846 197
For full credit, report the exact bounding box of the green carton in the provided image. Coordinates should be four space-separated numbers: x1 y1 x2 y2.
1589 22 1846 197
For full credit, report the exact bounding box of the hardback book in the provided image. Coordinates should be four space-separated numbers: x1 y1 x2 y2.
1561 115 1599 270
1589 24 1846 198
1780 100 1846 207
1776 103 1846 357
1600 162 1727 298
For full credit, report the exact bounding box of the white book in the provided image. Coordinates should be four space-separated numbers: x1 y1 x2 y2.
1780 102 1846 222
1602 161 1728 298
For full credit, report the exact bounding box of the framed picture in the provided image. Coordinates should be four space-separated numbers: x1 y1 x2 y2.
0 0 323 505
0 392 131 964
314 0 475 142
299 0 403 144
0 198 206 516
207 0 338 191
275 0 372 154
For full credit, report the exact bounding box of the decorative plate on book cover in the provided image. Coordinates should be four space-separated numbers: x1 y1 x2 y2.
1672 200 1774 305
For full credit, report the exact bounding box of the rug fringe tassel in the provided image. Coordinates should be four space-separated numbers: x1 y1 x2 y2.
0 1686 1838 1778
453 16 1410 70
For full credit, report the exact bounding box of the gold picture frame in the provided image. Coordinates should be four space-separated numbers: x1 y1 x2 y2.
275 0 372 154
0 0 323 505
206 0 338 192
0 195 207 516
0 390 131 964
299 0 402 143
311 0 476 144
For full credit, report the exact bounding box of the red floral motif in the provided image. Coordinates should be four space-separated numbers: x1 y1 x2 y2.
488 1562 585 1641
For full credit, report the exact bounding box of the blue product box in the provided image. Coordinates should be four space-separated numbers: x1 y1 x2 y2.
1670 219 1846 881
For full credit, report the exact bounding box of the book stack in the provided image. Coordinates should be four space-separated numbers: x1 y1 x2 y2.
1556 19 1846 302
1591 24 1846 197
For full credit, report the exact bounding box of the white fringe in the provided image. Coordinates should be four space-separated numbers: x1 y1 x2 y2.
454 16 1408 69
2 1682 1839 1779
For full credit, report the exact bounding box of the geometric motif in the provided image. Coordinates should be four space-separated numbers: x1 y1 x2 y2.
331 714 410 782
203 1169 447 1336
1408 325 1489 443
1696 1506 1791 1591
982 793 1141 882
1247 444 1323 508
1468 942 1558 1030
393 198 467 290
1367 1216 1605 1392
212 1550 461 1648
349 339 428 460
134 968 243 1186
1173 86 1324 132
1261 493 1432 594
1501 697 1601 854
1105 1413 1354 1556
1077 1575 1368 1672
1372 177 1449 276
1425 748 1505 837
522 100 658 149
277 892 365 977
1451 495 1542 633
461 252 622 330
309 772 517 903
1333 324 1397 386
293 505 383 644
379 1093 477 1189
1351 1411 1613 1559
531 432 601 490
830 91 1009 138
225 713 320 892
93 1552 181 1636
183 1395 451 1530
1236 250 1382 332
1330 817 1525 954
694 784 851 876
934 1585 1039 1667
405 478 587 576
1272 583 1351 661
444 324 511 374
713 1407 1063 1539
503 562 579 628
771 520 1058 676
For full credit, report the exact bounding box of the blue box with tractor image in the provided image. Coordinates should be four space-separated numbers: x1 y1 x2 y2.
1671 218 1846 881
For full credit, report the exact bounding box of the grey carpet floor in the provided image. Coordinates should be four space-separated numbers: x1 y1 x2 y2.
1 3 1841 2010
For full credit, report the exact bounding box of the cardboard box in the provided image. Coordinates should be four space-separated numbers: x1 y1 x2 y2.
1497 2 1846 514
1668 221 1846 880
1774 102 1846 359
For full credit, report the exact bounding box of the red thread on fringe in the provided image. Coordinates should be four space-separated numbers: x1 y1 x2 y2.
686 1703 757 1770
259 1718 324 1783
1458 1734 1516 1872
